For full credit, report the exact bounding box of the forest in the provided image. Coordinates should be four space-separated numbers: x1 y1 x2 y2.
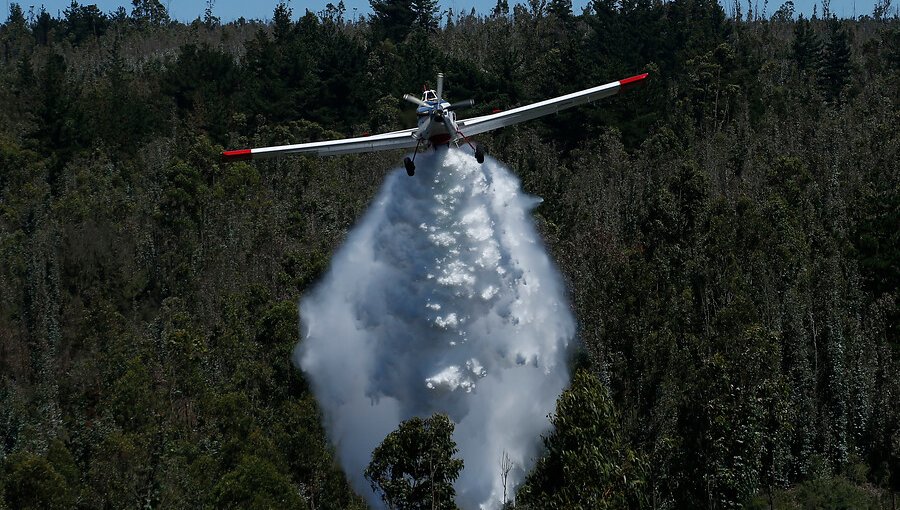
0 0 898 508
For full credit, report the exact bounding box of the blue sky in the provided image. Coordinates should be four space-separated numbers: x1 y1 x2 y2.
6 0 882 23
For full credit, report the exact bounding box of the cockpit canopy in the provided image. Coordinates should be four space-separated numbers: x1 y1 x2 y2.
423 90 438 102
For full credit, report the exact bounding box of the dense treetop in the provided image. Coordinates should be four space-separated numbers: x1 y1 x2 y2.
0 0 897 508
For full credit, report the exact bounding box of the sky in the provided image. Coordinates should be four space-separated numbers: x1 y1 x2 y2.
6 0 883 23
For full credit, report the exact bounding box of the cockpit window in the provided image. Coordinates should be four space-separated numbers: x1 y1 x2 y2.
423 90 437 102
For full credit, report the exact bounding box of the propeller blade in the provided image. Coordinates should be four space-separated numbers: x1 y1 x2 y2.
447 99 475 111
442 115 457 142
436 73 444 102
418 115 432 136
403 93 427 107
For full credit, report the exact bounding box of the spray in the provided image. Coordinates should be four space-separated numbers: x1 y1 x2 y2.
295 148 575 509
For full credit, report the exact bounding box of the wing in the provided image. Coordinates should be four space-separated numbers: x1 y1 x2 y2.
222 127 419 161
457 73 648 137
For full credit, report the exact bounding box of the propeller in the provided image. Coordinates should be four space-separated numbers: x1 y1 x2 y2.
418 114 433 135
447 99 475 111
403 93 427 107
441 115 456 138
403 73 475 118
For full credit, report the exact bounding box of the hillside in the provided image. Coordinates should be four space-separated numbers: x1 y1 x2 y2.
0 1 898 508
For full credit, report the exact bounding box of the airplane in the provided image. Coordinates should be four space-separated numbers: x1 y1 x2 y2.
221 72 648 176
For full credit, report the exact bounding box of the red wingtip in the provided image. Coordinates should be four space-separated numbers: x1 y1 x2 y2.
221 149 252 162
619 73 649 92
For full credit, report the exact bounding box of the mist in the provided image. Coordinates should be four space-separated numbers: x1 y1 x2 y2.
294 148 575 509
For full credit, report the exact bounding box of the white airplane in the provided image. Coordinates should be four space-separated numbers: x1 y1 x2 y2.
222 72 648 176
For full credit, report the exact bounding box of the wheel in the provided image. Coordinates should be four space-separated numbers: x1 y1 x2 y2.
404 157 415 176
474 146 485 164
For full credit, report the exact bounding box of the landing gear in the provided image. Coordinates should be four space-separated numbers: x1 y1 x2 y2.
449 125 484 165
405 139 424 177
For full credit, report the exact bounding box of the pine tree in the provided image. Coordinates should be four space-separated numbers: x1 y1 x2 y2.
370 0 417 42
548 0 573 20
818 19 852 101
32 8 55 46
63 2 108 46
491 0 510 18
412 0 439 31
793 15 822 73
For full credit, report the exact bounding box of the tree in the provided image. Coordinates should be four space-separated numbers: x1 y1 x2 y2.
793 15 822 73
0 7 898 510
6 3 26 26
2 451 74 510
873 0 892 20
212 455 307 510
818 19 852 101
365 414 463 510
131 0 169 26
547 0 573 20
162 43 240 138
202 0 220 28
517 370 649 509
32 8 56 46
412 0 440 31
63 1 108 46
2 4 30 61
746 475 882 509
772 1 795 21
29 51 83 192
491 0 510 17
370 0 417 42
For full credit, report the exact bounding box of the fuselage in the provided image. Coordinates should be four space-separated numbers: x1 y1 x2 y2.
415 93 459 148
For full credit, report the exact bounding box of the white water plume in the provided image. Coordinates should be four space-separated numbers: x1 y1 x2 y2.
295 148 575 509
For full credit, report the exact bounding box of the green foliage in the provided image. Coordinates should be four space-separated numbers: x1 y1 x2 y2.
793 16 822 73
63 1 108 46
412 0 440 31
365 414 463 510
2 451 74 510
84 432 155 507
45 440 79 489
29 52 83 191
108 357 160 432
257 300 299 346
370 95 403 134
746 474 883 509
0 5 898 510
212 455 307 509
130 0 169 26
517 370 649 509
370 0 418 42
547 0 573 20
773 1 795 22
163 43 240 140
818 20 853 101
